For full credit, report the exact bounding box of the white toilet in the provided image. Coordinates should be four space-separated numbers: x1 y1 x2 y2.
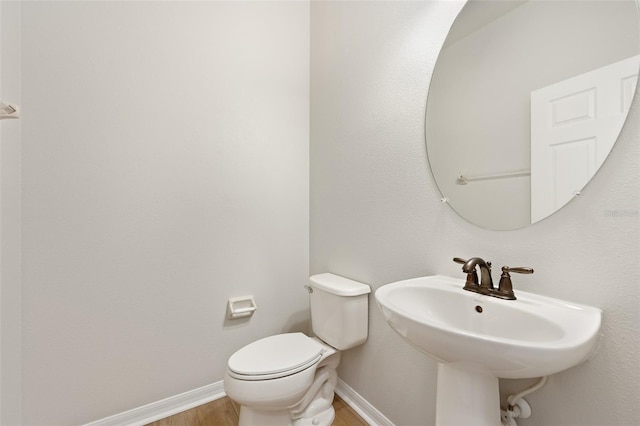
224 273 371 426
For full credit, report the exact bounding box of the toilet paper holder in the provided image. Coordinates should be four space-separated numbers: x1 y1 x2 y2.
227 295 257 319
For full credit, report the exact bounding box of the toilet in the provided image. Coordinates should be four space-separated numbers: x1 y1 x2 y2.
224 273 371 426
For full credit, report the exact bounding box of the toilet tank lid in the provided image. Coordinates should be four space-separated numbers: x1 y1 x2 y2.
309 273 371 296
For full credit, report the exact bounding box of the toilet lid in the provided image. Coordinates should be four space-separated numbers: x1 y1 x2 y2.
228 333 324 379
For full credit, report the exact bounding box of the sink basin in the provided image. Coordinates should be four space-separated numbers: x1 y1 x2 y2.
375 275 601 378
375 275 602 425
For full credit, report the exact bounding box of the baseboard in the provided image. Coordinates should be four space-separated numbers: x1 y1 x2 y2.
336 378 395 426
83 381 225 426
84 377 392 426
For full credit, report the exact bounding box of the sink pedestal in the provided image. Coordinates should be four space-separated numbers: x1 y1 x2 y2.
435 363 500 426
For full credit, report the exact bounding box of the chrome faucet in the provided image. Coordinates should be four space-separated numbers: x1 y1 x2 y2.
453 257 533 300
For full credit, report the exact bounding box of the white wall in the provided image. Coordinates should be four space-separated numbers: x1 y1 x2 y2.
311 1 639 425
19 2 309 424
0 1 22 424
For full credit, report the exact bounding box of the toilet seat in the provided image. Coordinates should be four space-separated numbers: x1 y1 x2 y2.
227 333 324 381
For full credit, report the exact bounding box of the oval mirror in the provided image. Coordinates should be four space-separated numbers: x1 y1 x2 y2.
426 0 640 230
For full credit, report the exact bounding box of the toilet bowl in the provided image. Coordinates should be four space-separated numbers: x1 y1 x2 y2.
224 273 370 426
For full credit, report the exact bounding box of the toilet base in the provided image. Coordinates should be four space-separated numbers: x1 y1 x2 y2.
293 406 335 426
238 406 292 426
238 406 336 426
237 401 335 426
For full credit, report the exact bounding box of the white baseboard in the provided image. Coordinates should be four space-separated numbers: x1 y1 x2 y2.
83 381 225 426
336 378 395 426
84 377 393 426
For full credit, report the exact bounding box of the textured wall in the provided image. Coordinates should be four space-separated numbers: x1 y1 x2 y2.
311 1 639 425
20 2 309 424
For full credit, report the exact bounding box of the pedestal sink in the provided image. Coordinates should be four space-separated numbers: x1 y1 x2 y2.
375 275 602 426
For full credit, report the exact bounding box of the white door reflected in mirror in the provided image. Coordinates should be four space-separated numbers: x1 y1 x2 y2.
530 55 639 222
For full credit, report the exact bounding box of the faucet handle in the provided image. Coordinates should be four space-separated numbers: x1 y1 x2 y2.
495 266 534 300
503 266 534 274
452 257 467 265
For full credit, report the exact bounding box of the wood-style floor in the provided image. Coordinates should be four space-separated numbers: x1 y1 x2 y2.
146 395 368 426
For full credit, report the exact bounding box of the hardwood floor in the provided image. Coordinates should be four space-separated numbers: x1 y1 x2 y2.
146 395 368 426
330 396 369 426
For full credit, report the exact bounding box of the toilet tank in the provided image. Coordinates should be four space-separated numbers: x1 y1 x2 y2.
308 273 371 350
